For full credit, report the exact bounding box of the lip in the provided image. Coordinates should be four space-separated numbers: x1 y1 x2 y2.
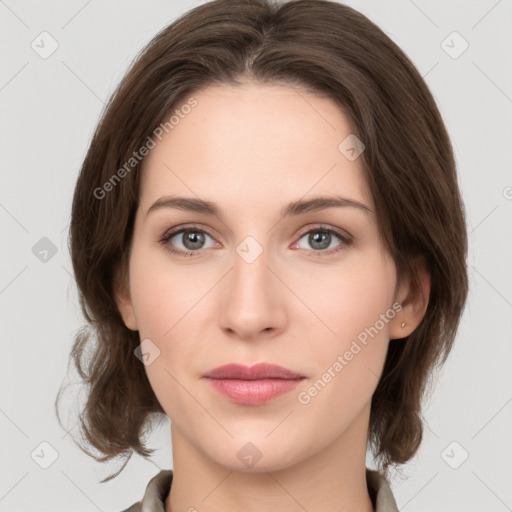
203 363 306 405
203 363 305 380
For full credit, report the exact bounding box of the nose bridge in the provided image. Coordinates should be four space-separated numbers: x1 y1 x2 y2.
231 235 275 309
219 233 285 339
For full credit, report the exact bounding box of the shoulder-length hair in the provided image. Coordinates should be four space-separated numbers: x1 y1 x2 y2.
56 0 468 483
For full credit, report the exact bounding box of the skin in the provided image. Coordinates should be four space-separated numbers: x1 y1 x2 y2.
116 82 430 512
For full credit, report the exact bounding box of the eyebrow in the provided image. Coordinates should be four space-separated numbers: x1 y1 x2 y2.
146 195 373 219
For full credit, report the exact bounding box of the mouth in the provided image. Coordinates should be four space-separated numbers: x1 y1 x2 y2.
202 363 306 405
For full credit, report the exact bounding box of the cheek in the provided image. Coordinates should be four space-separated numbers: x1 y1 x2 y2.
292 251 396 347
127 245 210 399
127 252 198 421
128 242 204 339
292 253 396 402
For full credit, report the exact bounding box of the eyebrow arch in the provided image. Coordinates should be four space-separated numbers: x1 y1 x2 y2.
145 195 373 219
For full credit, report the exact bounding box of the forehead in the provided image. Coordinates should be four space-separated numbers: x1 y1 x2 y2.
139 82 373 213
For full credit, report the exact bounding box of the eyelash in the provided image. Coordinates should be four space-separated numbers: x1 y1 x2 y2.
158 223 353 258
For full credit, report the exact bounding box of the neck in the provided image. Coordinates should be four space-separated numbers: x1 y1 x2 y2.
165 403 375 512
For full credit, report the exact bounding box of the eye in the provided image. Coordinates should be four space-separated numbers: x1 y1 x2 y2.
293 225 352 256
159 224 352 258
159 225 218 257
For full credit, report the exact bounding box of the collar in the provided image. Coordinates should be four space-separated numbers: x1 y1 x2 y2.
124 467 399 512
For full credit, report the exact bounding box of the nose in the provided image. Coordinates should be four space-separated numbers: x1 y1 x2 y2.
218 244 287 342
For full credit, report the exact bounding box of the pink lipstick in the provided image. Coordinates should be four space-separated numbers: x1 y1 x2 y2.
203 363 305 405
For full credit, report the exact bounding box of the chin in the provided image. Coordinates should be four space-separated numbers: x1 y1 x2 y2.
202 436 306 474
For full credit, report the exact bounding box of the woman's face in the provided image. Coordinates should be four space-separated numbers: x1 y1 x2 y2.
117 82 412 472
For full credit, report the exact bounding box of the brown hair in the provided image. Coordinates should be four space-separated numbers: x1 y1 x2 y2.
56 0 468 483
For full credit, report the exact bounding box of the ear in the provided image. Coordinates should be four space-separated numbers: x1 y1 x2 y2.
389 256 430 340
114 259 138 331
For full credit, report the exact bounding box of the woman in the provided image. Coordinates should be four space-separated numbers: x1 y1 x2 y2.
56 0 468 510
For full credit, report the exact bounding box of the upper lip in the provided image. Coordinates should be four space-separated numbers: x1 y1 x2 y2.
203 363 305 380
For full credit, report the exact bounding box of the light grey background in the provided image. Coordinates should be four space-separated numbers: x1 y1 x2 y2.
1 0 511 511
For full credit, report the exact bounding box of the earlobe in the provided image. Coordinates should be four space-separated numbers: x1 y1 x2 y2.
389 257 430 340
114 266 139 331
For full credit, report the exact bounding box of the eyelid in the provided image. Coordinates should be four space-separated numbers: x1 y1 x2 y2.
160 222 216 241
295 224 353 243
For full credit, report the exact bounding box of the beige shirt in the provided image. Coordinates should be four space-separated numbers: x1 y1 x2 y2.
121 468 399 512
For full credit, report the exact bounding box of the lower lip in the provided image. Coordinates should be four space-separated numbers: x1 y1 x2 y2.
204 378 304 405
